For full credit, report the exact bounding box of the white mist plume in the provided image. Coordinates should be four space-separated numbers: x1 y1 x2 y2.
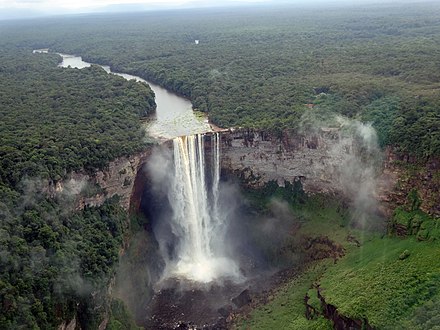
62 178 88 197
301 112 383 229
335 117 382 229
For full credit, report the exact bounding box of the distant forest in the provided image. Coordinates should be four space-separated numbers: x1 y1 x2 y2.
0 2 439 328
2 2 439 157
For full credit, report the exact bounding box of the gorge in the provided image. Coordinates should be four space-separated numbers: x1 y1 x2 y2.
26 47 439 330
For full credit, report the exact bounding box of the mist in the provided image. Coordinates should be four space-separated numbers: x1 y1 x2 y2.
0 0 421 20
299 111 385 231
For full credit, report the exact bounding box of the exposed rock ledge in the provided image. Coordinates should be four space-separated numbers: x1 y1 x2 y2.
221 130 342 195
57 317 76 330
44 149 151 211
221 129 382 194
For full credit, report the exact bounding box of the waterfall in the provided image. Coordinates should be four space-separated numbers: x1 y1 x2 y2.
166 133 239 283
212 132 220 225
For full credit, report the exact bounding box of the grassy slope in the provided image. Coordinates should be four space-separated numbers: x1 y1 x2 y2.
319 237 440 329
236 261 333 330
234 195 360 329
234 193 440 329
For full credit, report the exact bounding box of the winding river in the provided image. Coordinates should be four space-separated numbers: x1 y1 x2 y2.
53 52 212 139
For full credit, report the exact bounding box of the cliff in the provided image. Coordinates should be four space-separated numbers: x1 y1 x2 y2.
45 149 152 211
221 129 345 195
382 148 439 216
220 129 439 219
45 128 437 221
220 128 390 218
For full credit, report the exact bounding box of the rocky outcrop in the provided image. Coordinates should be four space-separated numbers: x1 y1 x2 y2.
83 149 151 210
219 128 439 219
57 317 77 330
45 149 151 211
316 287 373 330
305 285 373 330
220 127 386 216
221 129 347 195
302 236 345 263
45 128 437 220
380 148 439 216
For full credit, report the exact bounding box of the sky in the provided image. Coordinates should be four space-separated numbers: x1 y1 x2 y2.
0 0 281 20
0 0 268 12
0 0 420 19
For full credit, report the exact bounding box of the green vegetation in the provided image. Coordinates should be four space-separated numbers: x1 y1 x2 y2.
392 207 440 241
0 2 439 328
390 187 440 241
0 195 128 329
236 261 332 330
0 42 155 328
112 214 158 325
106 299 142 330
1 2 438 157
319 237 440 329
239 181 439 329
244 182 356 244
235 186 354 329
0 48 155 188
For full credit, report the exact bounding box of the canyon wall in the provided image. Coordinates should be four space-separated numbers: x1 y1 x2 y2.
219 129 438 218
46 129 437 219
219 128 391 216
45 149 151 211
220 129 346 195
382 149 439 216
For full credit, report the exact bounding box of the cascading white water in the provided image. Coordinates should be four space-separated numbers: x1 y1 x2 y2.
167 133 239 283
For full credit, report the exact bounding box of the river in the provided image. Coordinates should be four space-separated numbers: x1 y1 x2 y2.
52 52 212 139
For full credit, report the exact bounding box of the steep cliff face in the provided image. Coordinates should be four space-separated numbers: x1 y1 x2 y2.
220 129 390 216
84 149 151 210
46 128 436 221
382 148 439 216
221 129 345 195
220 130 438 219
45 149 151 211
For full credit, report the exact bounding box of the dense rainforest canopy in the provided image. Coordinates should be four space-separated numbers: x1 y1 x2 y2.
0 48 155 188
1 2 438 157
0 46 155 327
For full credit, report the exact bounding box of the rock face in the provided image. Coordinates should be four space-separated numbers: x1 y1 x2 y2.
47 128 437 218
381 148 439 216
219 128 428 219
84 149 151 210
317 287 373 330
57 317 77 330
220 128 384 199
221 129 344 195
232 289 252 308
45 149 151 211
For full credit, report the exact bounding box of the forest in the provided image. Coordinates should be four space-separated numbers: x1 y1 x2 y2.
1 2 438 157
0 46 155 327
0 48 155 187
0 1 439 329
